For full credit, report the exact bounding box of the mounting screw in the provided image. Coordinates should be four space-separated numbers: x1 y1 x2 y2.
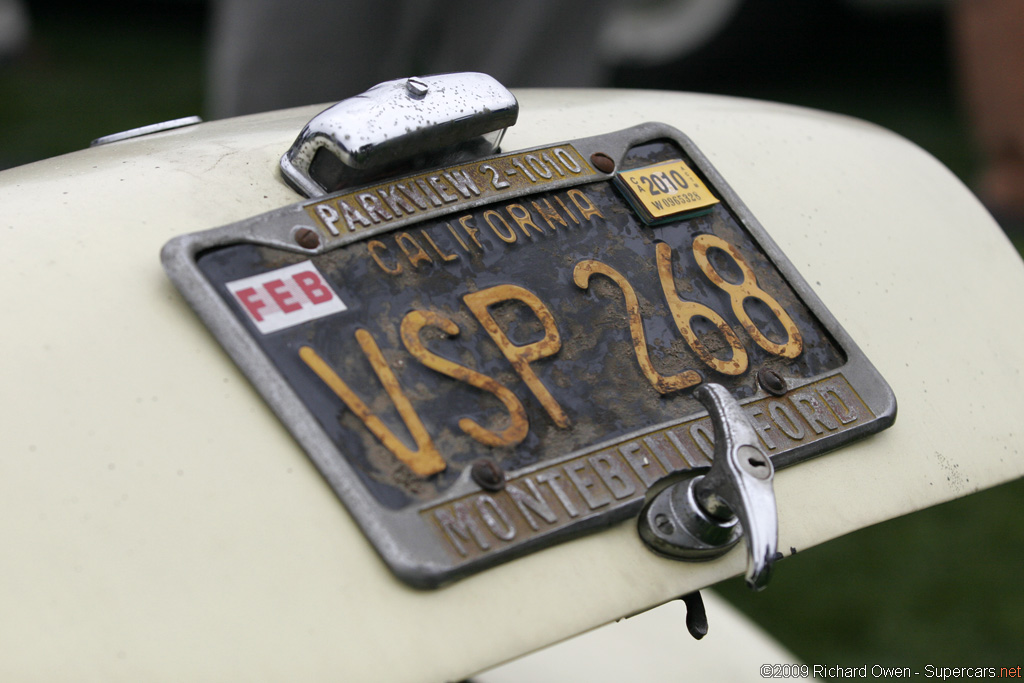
757 367 788 397
470 458 506 492
294 227 321 250
590 153 615 174
405 77 429 98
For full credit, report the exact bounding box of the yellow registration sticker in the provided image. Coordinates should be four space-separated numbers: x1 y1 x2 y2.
616 159 719 223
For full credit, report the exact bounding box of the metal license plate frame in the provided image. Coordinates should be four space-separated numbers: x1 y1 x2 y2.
162 123 896 588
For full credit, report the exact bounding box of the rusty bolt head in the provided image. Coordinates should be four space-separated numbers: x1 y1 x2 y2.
590 153 615 174
757 367 788 397
470 458 506 492
294 227 321 250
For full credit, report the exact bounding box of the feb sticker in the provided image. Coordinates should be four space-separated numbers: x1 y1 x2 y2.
225 261 346 334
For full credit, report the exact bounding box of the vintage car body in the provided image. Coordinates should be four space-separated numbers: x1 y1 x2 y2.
1 87 1022 681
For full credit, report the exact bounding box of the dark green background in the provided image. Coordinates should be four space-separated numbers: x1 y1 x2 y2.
3 0 1020 670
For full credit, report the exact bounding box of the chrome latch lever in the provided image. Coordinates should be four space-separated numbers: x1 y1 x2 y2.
638 383 779 590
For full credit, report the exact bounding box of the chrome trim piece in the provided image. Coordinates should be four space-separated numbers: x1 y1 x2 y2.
90 115 203 147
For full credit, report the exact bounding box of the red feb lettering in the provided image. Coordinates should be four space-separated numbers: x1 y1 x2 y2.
293 270 334 304
225 261 347 334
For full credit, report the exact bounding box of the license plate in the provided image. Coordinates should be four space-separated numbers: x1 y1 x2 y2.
162 124 895 587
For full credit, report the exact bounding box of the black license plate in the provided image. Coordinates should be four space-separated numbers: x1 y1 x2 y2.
162 124 895 587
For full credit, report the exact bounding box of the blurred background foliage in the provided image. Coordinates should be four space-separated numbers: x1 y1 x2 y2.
1 0 1021 671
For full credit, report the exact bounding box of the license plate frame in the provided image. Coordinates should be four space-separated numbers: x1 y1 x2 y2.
162 123 895 588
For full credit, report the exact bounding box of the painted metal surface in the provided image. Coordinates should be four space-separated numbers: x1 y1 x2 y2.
475 592 810 682
1 89 1023 681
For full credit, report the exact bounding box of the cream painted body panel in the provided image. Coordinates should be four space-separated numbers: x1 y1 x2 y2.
476 592 809 682
1 89 1022 681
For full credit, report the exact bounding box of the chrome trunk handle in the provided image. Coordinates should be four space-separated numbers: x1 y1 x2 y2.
280 72 518 197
